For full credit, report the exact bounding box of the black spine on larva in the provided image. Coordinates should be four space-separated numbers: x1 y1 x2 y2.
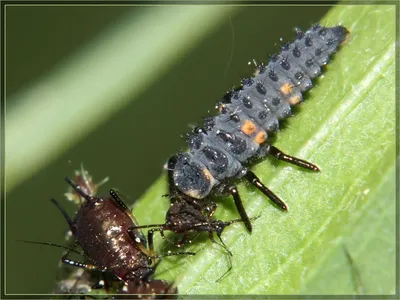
174 25 348 198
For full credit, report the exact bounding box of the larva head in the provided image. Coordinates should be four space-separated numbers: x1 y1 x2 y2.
168 153 216 199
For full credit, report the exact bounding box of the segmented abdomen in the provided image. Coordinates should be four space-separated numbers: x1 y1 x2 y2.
186 25 348 182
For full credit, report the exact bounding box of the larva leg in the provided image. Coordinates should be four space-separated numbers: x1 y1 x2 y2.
244 171 288 211
268 145 320 171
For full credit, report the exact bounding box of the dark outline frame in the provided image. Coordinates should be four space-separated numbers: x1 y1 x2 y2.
1 1 398 299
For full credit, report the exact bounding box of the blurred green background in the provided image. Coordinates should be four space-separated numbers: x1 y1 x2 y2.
5 5 336 294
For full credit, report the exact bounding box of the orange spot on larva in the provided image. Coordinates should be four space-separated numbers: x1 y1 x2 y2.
202 168 214 181
254 131 267 144
280 83 293 95
289 95 301 105
241 120 257 136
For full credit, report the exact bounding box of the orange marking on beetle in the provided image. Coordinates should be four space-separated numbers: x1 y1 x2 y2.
241 120 257 136
254 131 267 144
289 95 301 105
280 83 293 95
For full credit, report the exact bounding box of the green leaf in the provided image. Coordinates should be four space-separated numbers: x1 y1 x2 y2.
132 4 396 295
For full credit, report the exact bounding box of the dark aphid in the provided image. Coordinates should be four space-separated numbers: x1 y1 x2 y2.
53 167 109 297
132 192 259 281
57 180 148 281
167 25 349 232
49 168 180 298
134 194 246 251
21 171 181 298
50 177 194 297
